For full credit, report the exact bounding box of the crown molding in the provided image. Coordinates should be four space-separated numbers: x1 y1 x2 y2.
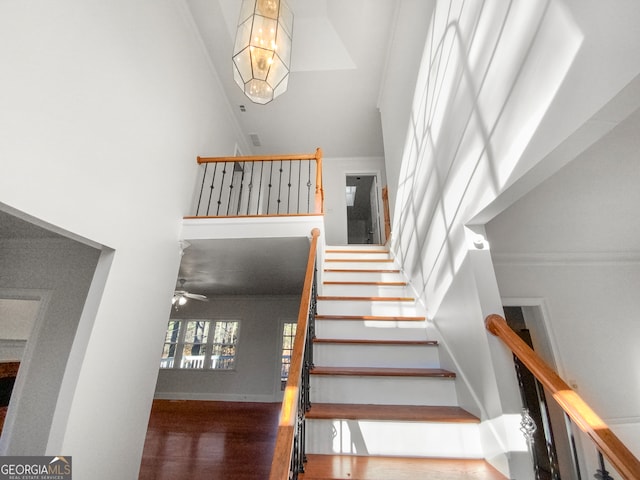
491 251 640 266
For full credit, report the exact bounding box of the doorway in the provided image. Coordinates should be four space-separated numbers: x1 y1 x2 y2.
345 175 381 245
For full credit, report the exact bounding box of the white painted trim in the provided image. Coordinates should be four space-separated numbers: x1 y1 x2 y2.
500 297 567 378
181 215 324 241
605 416 640 425
492 252 640 266
0 288 53 455
344 170 386 245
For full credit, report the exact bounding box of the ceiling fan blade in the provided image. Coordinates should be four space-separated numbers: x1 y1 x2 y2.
184 293 208 301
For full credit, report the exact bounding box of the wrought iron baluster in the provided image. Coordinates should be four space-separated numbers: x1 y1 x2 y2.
196 163 208 216
236 161 246 215
246 162 255 216
267 161 274 213
594 451 613 480
206 162 218 216
307 160 312 213
277 160 284 214
257 161 264 215
216 162 227 216
226 161 235 216
297 159 302 214
286 160 293 214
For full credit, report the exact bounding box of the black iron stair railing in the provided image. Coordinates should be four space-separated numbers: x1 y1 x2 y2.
486 314 640 480
270 228 320 480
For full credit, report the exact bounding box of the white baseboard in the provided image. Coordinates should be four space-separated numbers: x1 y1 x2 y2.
153 392 278 403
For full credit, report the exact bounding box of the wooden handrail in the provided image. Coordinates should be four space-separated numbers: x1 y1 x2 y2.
486 314 640 480
269 227 321 480
197 151 319 164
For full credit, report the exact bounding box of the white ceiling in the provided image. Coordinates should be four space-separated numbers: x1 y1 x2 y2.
177 237 310 296
185 0 399 157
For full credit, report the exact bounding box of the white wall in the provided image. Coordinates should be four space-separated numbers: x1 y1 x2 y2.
0 1 245 478
486 111 640 463
155 295 300 402
0 238 100 455
378 0 640 477
323 156 386 245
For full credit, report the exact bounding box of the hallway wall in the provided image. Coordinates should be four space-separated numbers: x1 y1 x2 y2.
378 0 640 476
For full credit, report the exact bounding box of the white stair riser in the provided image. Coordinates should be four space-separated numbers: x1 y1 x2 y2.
321 284 411 297
306 420 482 458
315 320 427 341
323 271 405 283
323 261 398 270
314 343 440 368
310 376 457 406
317 300 421 317
325 252 391 260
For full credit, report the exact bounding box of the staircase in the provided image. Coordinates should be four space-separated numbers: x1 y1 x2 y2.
300 245 506 480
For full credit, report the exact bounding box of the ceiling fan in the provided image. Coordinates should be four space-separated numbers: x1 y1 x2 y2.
172 278 208 308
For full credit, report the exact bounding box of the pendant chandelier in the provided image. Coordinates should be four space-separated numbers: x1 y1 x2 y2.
232 0 293 105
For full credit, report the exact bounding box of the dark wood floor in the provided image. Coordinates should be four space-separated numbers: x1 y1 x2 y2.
139 400 281 480
139 400 507 480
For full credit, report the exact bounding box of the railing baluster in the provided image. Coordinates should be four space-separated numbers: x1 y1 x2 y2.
307 160 312 213
236 161 246 216
216 162 227 216
257 161 265 215
277 160 284 214
196 163 208 216
206 162 218 216
246 162 255 216
297 159 302 214
287 161 293 214
267 161 274 213
226 161 235 216
595 450 614 480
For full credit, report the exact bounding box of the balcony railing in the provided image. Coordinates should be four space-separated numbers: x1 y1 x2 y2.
190 148 324 218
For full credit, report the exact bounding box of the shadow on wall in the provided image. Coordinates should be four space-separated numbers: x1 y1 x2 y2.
391 0 582 313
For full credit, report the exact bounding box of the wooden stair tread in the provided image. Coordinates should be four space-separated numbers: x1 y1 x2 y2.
306 403 478 423
323 281 407 286
318 296 414 302
311 366 455 378
326 249 389 254
324 268 401 273
300 454 508 480
325 258 394 263
313 338 437 346
315 315 426 321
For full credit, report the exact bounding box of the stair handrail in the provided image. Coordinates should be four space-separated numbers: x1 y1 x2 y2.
194 147 324 216
270 227 320 480
485 314 640 480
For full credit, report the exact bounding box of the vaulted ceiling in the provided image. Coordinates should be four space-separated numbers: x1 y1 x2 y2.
185 0 400 157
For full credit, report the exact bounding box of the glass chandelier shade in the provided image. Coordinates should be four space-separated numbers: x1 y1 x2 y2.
232 0 293 105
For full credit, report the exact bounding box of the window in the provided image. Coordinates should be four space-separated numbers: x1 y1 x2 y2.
280 322 297 390
161 319 239 370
